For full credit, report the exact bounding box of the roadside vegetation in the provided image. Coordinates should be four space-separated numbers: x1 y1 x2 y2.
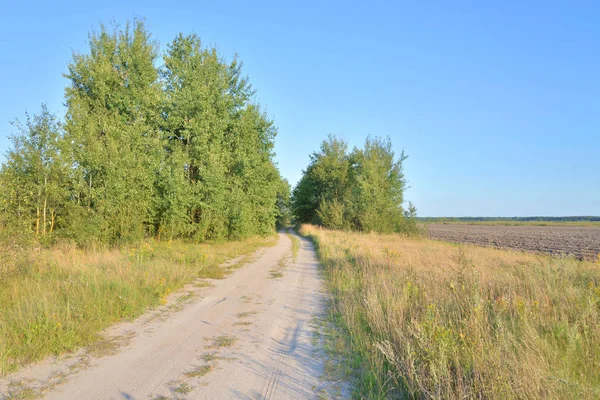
0 19 288 376
0 19 289 247
291 135 418 234
302 224 600 399
0 235 274 375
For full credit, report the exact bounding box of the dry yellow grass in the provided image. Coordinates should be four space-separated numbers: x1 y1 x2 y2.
0 236 275 376
300 224 600 399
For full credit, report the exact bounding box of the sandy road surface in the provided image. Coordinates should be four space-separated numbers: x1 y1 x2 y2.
1 231 331 399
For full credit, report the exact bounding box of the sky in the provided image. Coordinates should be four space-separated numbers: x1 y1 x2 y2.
0 1 598 217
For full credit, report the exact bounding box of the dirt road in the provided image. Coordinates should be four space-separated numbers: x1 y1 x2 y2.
1 231 331 399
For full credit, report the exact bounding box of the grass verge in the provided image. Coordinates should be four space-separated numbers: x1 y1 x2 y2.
300 224 600 399
286 232 301 262
0 235 276 376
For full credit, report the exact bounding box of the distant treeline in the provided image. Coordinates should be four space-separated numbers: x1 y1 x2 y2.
0 20 289 246
419 216 600 223
291 135 418 234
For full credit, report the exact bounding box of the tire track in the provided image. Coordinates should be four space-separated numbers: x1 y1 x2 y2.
261 243 307 399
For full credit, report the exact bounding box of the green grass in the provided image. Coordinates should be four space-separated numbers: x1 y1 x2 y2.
269 270 283 279
185 364 213 378
207 335 237 348
301 224 600 399
286 233 301 262
0 235 276 376
235 311 257 319
172 382 193 394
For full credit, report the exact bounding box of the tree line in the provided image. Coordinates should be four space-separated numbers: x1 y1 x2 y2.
291 135 418 233
0 20 289 245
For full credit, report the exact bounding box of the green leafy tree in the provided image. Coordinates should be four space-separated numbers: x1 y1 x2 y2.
348 136 407 233
292 135 417 234
162 33 280 240
291 135 351 228
275 178 292 228
64 20 163 243
1 21 285 246
0 105 70 240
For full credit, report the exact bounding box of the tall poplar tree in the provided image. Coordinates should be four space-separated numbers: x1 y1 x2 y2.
162 34 281 240
64 20 163 243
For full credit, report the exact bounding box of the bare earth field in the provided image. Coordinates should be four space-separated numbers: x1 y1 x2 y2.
427 224 600 260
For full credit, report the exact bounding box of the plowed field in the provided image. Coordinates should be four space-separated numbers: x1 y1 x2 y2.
427 224 600 260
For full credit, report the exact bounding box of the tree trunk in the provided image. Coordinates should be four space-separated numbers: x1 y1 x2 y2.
50 209 56 234
43 176 47 235
43 197 47 235
36 207 40 236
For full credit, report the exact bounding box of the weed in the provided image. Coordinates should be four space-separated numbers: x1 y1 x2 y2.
235 311 257 319
87 331 135 357
286 233 301 262
172 382 193 394
6 379 37 399
208 335 237 349
185 364 213 378
269 270 283 279
200 352 218 363
300 224 600 399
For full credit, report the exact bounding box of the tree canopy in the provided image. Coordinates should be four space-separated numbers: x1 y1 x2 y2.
0 20 289 245
291 135 418 234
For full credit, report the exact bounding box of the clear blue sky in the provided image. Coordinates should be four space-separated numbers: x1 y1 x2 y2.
1 1 598 217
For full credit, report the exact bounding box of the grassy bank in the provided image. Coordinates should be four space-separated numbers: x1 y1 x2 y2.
301 225 600 399
0 236 276 375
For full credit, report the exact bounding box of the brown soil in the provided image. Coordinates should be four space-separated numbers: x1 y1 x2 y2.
427 224 600 261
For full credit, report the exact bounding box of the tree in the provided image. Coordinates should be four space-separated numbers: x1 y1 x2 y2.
291 135 351 228
1 21 285 246
0 105 70 239
347 136 407 233
162 33 281 240
292 135 417 234
64 20 163 243
275 178 292 228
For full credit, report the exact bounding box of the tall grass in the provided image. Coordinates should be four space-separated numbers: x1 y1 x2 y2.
0 236 275 375
301 225 600 399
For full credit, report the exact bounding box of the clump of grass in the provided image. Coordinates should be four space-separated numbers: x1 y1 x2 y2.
208 335 237 348
200 352 218 362
6 379 37 399
269 270 283 279
185 364 213 378
235 311 257 319
286 233 301 262
171 381 193 394
0 236 274 376
300 224 600 399
269 251 290 279
87 331 135 357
